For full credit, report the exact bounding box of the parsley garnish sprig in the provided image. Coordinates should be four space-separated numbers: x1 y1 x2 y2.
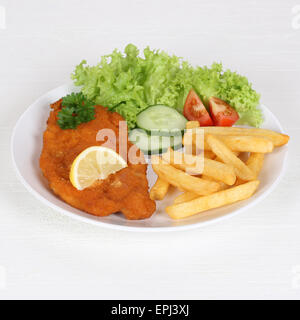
57 92 95 129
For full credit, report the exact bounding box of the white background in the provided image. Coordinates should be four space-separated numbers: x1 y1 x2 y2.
0 0 300 300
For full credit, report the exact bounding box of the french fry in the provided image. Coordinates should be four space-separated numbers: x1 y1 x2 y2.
207 135 255 181
150 178 170 200
193 127 289 147
186 121 200 129
173 192 199 205
166 180 260 219
215 151 240 163
151 156 220 196
235 153 264 185
190 149 215 159
247 152 264 176
190 149 215 157
203 135 274 153
204 150 216 159
154 125 287 220
202 175 229 190
162 148 236 185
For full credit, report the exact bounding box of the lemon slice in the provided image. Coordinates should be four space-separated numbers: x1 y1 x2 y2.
70 146 127 190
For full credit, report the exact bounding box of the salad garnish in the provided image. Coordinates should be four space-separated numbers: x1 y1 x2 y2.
72 44 262 129
57 92 95 129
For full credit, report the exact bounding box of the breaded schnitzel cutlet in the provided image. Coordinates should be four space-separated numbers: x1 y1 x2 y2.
40 99 156 220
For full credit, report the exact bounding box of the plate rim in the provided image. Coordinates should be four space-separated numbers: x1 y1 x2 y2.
11 83 288 232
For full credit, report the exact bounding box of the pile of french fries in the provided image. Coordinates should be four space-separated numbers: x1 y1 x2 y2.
150 121 290 220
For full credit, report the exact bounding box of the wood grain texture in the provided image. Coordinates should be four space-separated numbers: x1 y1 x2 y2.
0 0 300 299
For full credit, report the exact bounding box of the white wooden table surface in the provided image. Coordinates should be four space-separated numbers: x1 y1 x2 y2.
0 0 300 300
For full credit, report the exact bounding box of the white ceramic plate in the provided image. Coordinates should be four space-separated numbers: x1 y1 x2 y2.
11 83 288 232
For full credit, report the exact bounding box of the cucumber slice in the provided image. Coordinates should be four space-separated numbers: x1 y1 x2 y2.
136 105 187 136
129 129 183 155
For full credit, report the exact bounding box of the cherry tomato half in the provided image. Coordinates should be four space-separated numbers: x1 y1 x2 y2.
209 97 239 126
183 89 213 126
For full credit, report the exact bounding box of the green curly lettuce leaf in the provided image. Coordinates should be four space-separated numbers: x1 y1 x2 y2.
72 44 262 129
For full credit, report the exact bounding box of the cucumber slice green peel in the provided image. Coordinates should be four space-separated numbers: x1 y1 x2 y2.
136 105 187 136
129 128 183 155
